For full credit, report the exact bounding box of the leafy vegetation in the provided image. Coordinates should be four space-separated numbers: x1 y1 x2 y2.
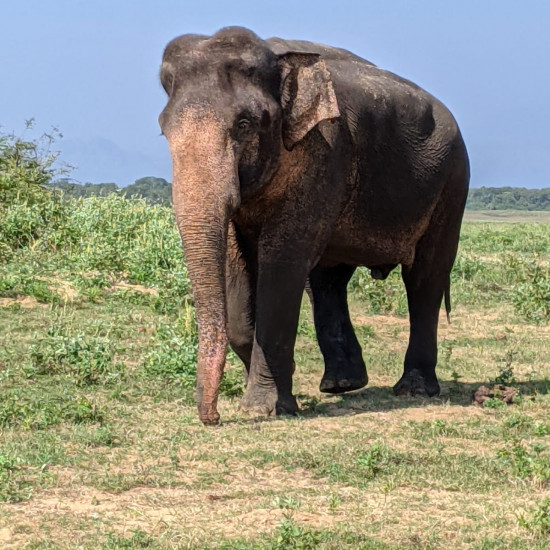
519 498 550 538
1 130 550 548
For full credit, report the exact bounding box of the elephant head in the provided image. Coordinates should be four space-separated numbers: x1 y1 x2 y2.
159 27 339 424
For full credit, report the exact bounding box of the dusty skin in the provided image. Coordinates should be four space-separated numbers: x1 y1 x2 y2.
159 27 469 424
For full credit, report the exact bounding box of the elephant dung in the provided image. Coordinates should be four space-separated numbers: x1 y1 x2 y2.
472 384 518 407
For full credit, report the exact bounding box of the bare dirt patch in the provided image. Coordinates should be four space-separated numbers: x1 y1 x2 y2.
51 280 79 301
111 282 158 295
0 466 338 545
354 313 408 328
0 296 45 308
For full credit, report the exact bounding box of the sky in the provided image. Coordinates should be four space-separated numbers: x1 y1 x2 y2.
1 0 549 188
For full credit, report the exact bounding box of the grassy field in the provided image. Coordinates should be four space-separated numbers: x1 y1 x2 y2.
463 210 550 223
1 187 550 549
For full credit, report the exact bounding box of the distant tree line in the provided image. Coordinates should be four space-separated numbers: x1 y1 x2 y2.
52 177 172 206
51 179 550 211
466 187 550 211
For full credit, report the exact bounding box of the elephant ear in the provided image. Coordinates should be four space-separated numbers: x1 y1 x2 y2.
278 52 340 150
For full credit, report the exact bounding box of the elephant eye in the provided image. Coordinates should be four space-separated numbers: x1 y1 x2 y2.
238 118 250 129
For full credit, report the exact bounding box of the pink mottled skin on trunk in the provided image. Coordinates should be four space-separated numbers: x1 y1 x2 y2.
196 336 227 425
168 112 239 425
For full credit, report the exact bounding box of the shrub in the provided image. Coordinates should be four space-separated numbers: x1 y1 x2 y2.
349 267 408 316
0 124 68 258
510 261 550 323
0 453 34 503
140 304 199 385
0 122 62 205
29 328 125 387
0 389 103 430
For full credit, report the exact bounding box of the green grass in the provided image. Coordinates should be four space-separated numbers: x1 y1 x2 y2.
1 151 550 548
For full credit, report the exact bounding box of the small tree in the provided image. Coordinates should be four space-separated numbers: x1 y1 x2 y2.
0 119 68 206
0 121 71 255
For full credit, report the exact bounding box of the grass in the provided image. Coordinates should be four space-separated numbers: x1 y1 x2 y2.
463 210 550 223
1 155 550 548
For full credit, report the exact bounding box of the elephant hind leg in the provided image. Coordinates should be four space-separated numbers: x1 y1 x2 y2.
309 263 368 394
394 263 444 397
394 174 468 397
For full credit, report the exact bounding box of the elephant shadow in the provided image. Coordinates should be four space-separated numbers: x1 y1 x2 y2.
296 379 550 419
219 379 549 425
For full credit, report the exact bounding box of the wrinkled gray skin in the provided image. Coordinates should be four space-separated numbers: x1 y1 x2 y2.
159 27 469 425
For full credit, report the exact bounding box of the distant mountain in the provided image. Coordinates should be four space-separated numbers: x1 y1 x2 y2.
59 137 171 186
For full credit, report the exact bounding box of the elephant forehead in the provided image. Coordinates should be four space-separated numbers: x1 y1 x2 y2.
164 37 278 88
170 54 276 87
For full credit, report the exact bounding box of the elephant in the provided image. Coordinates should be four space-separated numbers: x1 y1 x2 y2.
158 27 470 425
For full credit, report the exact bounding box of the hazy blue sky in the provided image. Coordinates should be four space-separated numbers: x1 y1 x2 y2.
1 0 549 187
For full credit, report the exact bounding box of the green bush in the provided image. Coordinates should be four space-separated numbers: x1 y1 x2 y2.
510 262 550 324
0 270 61 303
30 327 125 387
0 127 67 259
0 123 61 205
1 127 189 303
0 453 34 503
497 440 550 485
0 389 103 430
141 304 199 384
103 530 155 549
451 254 488 282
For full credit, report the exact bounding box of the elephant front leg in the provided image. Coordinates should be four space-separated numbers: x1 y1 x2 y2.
226 223 256 378
240 262 307 417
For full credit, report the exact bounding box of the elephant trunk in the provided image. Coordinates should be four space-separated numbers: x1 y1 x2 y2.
169 114 240 425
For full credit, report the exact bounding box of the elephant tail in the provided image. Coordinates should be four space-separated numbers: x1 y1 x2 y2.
444 279 452 324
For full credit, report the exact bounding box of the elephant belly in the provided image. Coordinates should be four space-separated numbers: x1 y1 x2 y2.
321 205 434 268
321 233 414 268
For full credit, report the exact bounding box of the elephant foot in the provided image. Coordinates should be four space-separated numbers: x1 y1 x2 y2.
240 385 298 417
393 369 440 397
320 372 368 394
320 359 368 394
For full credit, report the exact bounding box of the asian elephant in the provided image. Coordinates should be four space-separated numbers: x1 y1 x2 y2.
158 27 469 425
